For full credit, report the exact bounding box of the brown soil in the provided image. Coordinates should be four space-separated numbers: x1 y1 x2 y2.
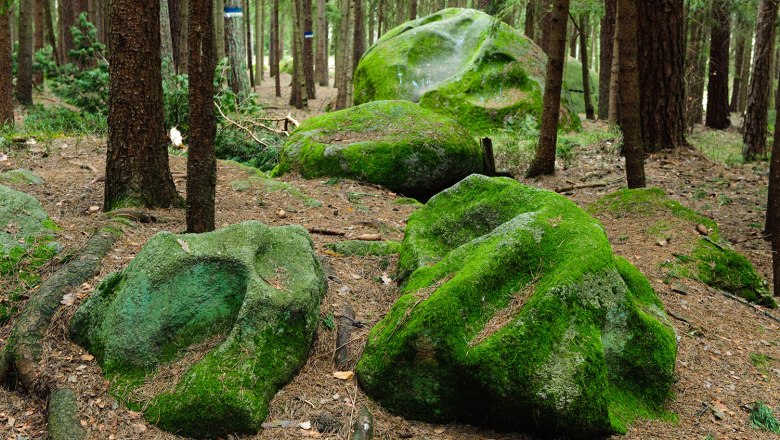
1 80 779 440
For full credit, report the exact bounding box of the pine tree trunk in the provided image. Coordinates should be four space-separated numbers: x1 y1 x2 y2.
684 6 707 129
0 5 13 125
569 20 577 58
169 0 181 70
743 0 778 160
579 13 594 120
105 0 180 211
636 0 687 151
16 0 33 106
539 0 553 54
608 18 620 125
215 0 226 61
335 0 353 109
526 0 569 178
245 0 254 87
377 0 383 37
98 1 108 44
33 0 43 84
225 1 250 96
705 0 731 130
187 0 217 233
160 0 175 80
738 33 753 113
368 3 374 46
524 0 535 40
289 0 307 108
178 0 189 73
42 0 58 65
353 0 364 71
302 0 315 97
410 0 417 20
272 0 281 96
598 0 615 120
617 0 645 188
730 30 748 112
315 0 328 85
256 0 264 81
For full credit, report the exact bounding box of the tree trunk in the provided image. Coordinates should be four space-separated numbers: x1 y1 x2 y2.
169 0 181 71
684 6 707 129
579 13 594 120
705 0 731 130
187 0 217 233
744 0 779 160
315 0 328 85
214 0 226 61
33 0 43 84
105 0 180 211
568 19 577 58
256 0 264 81
598 0 615 120
525 0 569 178
524 0 535 40
16 0 33 106
160 0 175 80
0 5 13 125
738 32 753 113
289 0 307 108
335 0 353 109
302 0 315 97
225 1 250 96
353 0 364 71
377 0 383 37
410 0 417 20
272 0 281 96
177 0 189 73
539 0 552 54
617 0 645 188
243 0 253 87
608 18 620 125
730 30 747 112
636 0 687 151
42 0 58 64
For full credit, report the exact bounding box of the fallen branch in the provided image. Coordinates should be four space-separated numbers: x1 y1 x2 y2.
67 160 98 173
555 182 608 193
48 388 87 440
307 227 346 236
214 101 270 148
351 406 374 440
335 304 355 369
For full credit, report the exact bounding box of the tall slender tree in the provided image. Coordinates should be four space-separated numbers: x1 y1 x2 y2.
161 0 176 79
744 0 779 160
526 0 569 178
353 0 364 70
705 0 731 129
730 30 749 112
214 0 226 61
33 0 43 84
598 0 615 120
290 0 308 108
104 0 180 211
224 1 250 95
16 0 33 106
303 0 315 97
684 5 708 129
617 0 645 188
42 0 58 64
187 0 217 233
256 0 264 81
315 0 328 85
0 3 13 125
636 0 687 151
579 13 594 120
244 0 253 86
272 0 281 96
524 0 535 40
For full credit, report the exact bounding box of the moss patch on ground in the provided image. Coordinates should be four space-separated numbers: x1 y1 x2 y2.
588 188 775 308
70 221 328 438
356 175 677 438
353 8 579 135
272 100 484 201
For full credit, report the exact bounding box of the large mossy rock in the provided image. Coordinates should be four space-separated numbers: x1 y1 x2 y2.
356 175 677 438
0 184 56 252
70 221 328 438
589 188 775 308
272 100 484 200
353 8 579 134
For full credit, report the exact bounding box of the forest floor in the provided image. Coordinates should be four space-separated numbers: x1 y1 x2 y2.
1 78 779 440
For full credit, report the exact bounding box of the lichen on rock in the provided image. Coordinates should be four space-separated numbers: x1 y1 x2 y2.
356 175 677 438
353 8 580 134
70 221 328 438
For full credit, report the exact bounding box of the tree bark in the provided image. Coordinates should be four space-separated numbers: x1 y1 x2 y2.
617 0 645 188
244 0 254 87
290 0 308 108
187 0 216 233
315 0 328 85
607 8 620 125
16 0 33 106
738 32 753 113
161 0 176 80
730 30 748 113
256 0 264 81
169 0 181 70
42 0 58 64
539 0 552 54
225 1 250 96
598 0 615 120
579 13 594 120
525 0 569 178
743 0 779 160
105 0 180 210
214 0 226 61
636 0 687 151
272 0 281 96
684 6 707 129
335 0 353 109
353 0 364 72
705 0 731 130
303 0 315 97
410 0 417 20
33 0 43 84
0 5 13 125
178 0 189 73
524 0 535 40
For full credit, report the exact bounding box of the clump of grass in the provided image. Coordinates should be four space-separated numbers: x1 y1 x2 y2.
749 402 780 433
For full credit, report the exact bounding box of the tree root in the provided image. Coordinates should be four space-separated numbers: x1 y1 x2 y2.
0 227 121 439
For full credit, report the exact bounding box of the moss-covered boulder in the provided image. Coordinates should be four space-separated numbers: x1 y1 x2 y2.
272 100 484 200
564 57 599 115
356 175 677 438
353 8 579 134
70 221 327 438
589 188 775 308
0 169 44 185
0 185 56 252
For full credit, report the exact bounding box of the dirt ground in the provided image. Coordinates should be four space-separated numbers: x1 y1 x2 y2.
1 79 780 440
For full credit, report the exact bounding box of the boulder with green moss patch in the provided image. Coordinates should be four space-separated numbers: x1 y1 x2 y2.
0 185 57 252
588 188 775 308
70 221 327 438
356 175 676 438
0 169 44 185
353 8 579 134
272 100 484 200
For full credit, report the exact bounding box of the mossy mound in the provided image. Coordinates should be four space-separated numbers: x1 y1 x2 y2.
70 221 327 438
564 57 599 115
272 100 484 200
356 175 677 438
325 240 401 257
0 169 44 185
0 185 57 252
353 8 579 134
588 188 775 308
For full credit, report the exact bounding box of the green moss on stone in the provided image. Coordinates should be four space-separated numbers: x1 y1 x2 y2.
325 240 401 257
589 188 774 307
0 169 44 185
356 175 676 438
353 8 579 134
272 100 484 200
70 221 328 438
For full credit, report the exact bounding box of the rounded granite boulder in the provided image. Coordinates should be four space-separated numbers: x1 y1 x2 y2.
356 175 677 438
272 100 484 200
